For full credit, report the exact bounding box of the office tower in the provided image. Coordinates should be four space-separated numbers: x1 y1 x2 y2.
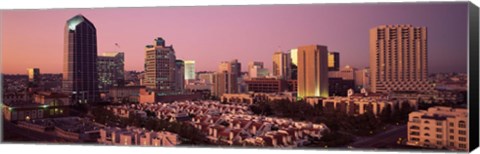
290 49 298 80
354 67 370 91
213 71 236 97
328 65 356 80
245 78 288 93
370 25 432 93
219 59 241 78
62 14 99 104
328 52 340 71
175 60 185 93
297 45 329 98
407 106 468 151
328 78 355 96
97 52 125 92
272 51 292 80
290 48 298 66
184 60 195 81
248 61 268 78
198 72 215 84
218 59 241 92
143 37 177 95
27 68 40 83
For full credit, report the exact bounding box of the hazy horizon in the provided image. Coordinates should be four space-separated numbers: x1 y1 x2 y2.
1 2 469 74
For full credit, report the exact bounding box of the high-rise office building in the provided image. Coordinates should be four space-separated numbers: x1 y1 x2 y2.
62 14 99 104
355 67 370 91
369 24 432 93
219 59 241 78
272 51 291 80
97 52 125 92
143 37 177 95
184 60 195 81
213 71 236 97
328 52 340 71
27 68 40 83
214 59 241 96
175 60 185 93
247 61 268 78
297 45 329 98
328 65 356 80
290 48 298 66
290 49 298 80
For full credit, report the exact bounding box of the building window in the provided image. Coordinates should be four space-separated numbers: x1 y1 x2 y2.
459 130 467 135
410 125 420 130
436 121 442 126
459 144 467 149
436 128 442 132
449 122 454 127
449 129 454 133
424 120 430 124
424 127 430 130
450 136 454 140
459 137 466 142
436 141 442 145
458 121 466 128
436 134 442 139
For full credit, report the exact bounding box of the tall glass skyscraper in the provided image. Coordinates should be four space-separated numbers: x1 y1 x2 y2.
62 14 99 104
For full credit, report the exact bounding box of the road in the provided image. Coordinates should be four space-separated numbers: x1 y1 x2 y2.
348 124 407 149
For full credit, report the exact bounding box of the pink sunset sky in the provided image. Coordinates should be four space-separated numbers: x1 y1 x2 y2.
1 2 468 74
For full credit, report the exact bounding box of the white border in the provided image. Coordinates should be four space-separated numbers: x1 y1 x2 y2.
0 0 478 154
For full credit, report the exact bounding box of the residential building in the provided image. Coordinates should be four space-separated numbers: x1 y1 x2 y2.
369 24 433 93
406 106 468 151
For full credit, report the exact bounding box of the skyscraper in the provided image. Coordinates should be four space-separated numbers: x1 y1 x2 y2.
175 60 185 93
27 68 40 83
143 37 177 95
247 61 268 78
214 59 241 96
219 59 241 78
328 52 340 71
184 60 196 81
63 14 99 104
369 24 432 93
272 51 291 80
297 45 329 98
97 52 125 92
290 49 298 80
213 71 236 97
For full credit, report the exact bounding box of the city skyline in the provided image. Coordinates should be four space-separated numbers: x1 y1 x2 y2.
1 3 468 74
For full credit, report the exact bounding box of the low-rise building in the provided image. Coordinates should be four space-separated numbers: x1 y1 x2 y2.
98 126 181 146
406 106 468 151
108 86 145 103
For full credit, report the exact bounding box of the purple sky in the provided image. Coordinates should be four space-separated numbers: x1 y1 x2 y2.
1 2 468 74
